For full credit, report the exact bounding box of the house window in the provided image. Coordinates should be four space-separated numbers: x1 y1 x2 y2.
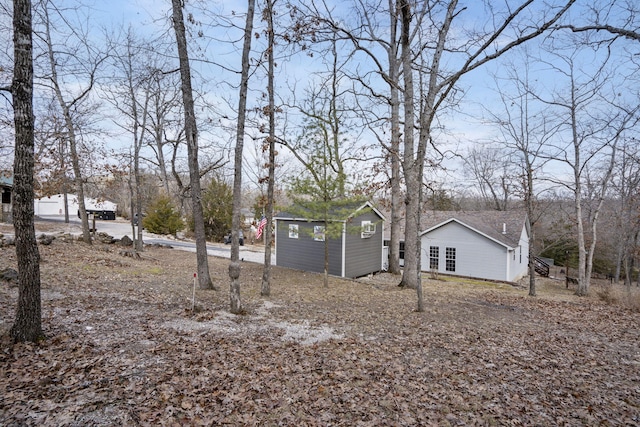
519 246 522 263
445 247 456 272
429 246 439 270
361 220 376 238
288 224 299 239
399 241 405 261
313 225 325 241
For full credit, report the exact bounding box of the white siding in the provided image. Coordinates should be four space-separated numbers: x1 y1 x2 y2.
507 225 530 282
421 222 509 282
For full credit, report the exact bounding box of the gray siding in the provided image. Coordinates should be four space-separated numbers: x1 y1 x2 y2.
275 219 343 276
345 211 384 278
421 221 508 281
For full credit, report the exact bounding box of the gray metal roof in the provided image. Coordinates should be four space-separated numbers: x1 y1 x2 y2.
275 200 385 222
381 207 528 248
420 210 527 248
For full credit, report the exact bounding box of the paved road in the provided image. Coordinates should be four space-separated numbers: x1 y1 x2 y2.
35 215 269 264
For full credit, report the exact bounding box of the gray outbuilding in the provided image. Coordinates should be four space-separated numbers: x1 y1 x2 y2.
0 173 12 223
274 201 385 278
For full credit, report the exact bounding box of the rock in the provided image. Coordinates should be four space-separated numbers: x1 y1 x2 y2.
38 234 55 245
1 235 15 247
96 232 115 244
0 268 18 287
120 235 133 247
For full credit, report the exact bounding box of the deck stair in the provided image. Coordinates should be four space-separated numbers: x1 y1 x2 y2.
533 256 550 277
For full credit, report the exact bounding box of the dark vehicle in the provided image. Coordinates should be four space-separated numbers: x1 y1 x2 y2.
78 209 116 220
224 230 244 246
133 213 145 226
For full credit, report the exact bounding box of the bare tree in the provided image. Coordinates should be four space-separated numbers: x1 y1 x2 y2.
397 0 574 311
537 42 637 295
287 0 404 274
463 146 514 211
260 0 276 297
322 0 404 274
35 0 106 244
560 1 640 42
7 0 43 342
398 0 420 298
486 53 563 296
610 141 640 287
229 0 256 313
33 101 72 222
104 28 151 252
278 36 363 199
145 66 182 197
171 0 214 290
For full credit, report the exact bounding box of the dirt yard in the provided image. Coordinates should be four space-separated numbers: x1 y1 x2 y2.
1 224 639 426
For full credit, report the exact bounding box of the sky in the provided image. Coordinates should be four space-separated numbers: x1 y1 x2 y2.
2 0 638 200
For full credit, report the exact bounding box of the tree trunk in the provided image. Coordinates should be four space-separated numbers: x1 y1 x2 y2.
525 163 536 297
324 229 329 288
387 0 402 275
68 120 91 243
398 0 418 292
10 0 43 343
575 187 588 296
229 0 256 313
261 0 275 297
42 3 91 244
171 0 214 289
62 184 69 223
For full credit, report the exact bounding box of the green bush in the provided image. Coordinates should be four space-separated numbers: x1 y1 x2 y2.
142 196 184 235
200 177 233 242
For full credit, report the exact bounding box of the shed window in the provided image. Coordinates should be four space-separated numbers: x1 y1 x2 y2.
288 224 299 239
313 225 325 241
445 247 456 272
429 246 439 270
361 221 376 238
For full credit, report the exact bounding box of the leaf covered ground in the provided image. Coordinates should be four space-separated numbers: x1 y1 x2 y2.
1 232 639 426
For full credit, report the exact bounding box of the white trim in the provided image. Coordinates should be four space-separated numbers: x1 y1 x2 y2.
341 222 346 277
352 201 386 221
273 219 277 265
380 222 385 270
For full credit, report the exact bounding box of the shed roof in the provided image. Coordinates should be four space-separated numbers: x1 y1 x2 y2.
420 210 527 248
0 172 13 187
275 200 385 222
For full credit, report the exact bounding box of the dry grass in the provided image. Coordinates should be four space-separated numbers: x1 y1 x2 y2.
595 282 640 311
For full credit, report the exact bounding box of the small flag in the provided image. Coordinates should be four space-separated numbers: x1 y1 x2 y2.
255 215 267 239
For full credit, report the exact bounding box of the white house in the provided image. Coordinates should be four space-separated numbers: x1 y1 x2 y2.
419 210 529 283
34 194 117 220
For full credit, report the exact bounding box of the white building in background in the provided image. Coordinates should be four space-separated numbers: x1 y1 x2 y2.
419 210 530 283
34 194 117 220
